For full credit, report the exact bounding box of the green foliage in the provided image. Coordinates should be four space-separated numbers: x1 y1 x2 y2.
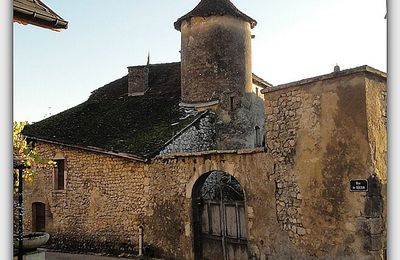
13 121 54 185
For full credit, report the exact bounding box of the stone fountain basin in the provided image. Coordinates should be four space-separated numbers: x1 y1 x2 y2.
14 232 50 251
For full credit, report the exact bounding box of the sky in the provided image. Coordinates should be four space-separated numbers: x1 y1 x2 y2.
13 0 387 123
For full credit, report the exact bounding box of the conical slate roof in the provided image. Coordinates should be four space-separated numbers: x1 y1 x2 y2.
174 0 257 31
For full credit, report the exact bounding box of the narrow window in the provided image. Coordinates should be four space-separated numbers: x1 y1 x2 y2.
32 202 46 232
54 159 65 190
256 87 259 97
230 96 235 111
255 126 261 147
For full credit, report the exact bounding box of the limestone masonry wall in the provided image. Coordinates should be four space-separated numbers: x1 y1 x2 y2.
160 114 216 155
24 144 150 254
365 73 387 253
24 71 386 259
264 71 386 259
180 16 252 104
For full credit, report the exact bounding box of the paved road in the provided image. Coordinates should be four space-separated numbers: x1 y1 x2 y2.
45 251 133 260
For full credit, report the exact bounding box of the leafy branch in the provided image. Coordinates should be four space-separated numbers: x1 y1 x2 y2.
13 121 54 186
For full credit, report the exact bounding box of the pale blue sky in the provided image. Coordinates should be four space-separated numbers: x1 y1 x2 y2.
13 0 387 123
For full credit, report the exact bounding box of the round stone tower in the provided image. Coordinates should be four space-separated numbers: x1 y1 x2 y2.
174 0 257 109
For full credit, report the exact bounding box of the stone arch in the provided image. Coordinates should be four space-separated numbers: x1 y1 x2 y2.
185 159 239 199
191 171 246 202
191 170 249 260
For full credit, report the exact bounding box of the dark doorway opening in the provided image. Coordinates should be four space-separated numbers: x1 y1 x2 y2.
192 171 248 260
32 202 46 232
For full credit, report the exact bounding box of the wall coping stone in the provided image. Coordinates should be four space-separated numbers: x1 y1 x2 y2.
155 147 266 159
261 65 387 94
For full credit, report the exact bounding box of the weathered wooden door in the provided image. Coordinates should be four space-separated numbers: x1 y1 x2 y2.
32 202 46 232
193 171 248 260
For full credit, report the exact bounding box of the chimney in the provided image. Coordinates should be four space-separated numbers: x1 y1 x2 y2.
127 65 149 96
334 64 340 73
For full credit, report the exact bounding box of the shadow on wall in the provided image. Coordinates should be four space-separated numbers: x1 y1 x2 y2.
214 89 266 150
362 175 385 253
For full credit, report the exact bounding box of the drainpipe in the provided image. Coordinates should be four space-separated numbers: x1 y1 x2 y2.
138 225 144 256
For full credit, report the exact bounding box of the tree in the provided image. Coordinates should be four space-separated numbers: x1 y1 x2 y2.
13 121 53 186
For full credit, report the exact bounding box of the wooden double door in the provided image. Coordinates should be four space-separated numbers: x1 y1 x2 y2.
193 171 248 260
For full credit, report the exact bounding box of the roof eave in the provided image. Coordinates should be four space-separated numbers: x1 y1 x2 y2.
174 15 256 31
13 7 68 30
24 136 148 162
252 73 273 88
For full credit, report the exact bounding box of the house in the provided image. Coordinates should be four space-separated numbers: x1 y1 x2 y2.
13 1 67 257
22 0 387 259
13 0 68 30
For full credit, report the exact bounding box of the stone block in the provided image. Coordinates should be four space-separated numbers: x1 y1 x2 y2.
296 227 306 236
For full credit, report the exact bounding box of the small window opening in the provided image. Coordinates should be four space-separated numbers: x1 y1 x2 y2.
54 159 65 190
256 87 259 97
230 96 235 111
32 202 45 232
255 126 261 147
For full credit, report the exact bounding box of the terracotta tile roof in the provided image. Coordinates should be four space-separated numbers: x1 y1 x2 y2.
13 0 68 30
174 0 257 31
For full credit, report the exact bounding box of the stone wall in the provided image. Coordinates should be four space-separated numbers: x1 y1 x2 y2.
180 15 253 104
263 70 387 259
365 73 387 254
212 85 265 151
163 83 265 154
24 145 150 255
264 89 305 240
23 69 386 259
179 15 263 152
26 143 287 258
160 113 216 155
128 65 149 96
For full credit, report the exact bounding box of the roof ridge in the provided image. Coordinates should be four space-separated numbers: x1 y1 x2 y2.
127 61 180 68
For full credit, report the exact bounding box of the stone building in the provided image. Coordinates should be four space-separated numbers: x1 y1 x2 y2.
13 0 68 30
22 0 387 259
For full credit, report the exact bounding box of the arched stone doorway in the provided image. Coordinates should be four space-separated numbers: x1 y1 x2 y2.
32 202 46 232
192 171 248 260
